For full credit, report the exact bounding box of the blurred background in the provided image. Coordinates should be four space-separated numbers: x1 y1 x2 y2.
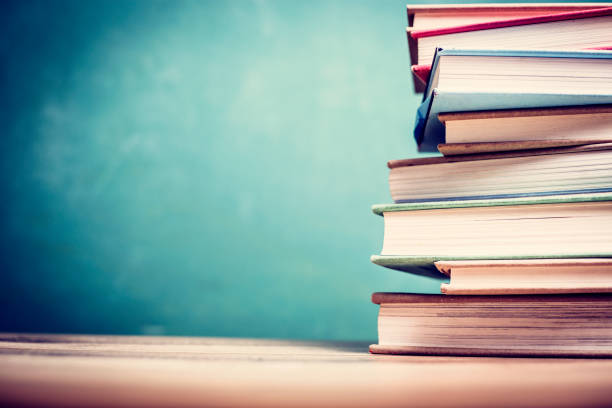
1 0 568 340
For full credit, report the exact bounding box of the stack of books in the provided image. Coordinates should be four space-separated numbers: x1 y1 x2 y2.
370 3 612 357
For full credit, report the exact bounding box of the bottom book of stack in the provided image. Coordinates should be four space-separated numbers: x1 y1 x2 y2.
370 292 612 357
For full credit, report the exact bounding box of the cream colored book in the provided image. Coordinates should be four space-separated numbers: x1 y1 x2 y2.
436 258 612 295
387 143 612 203
370 292 612 357
371 193 612 276
438 105 612 146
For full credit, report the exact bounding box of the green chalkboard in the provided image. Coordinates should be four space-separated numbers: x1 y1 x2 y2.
0 0 458 340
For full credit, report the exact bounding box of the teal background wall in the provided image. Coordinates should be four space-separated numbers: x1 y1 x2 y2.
4 0 590 340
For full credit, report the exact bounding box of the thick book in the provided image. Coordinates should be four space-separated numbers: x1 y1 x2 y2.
407 7 612 67
370 192 612 276
387 143 612 203
436 259 612 295
438 105 612 146
370 292 612 357
415 49 612 152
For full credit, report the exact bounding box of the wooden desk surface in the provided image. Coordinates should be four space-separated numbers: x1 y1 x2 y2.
1 334 611 407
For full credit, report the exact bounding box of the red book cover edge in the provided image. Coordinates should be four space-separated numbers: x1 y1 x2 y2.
410 7 612 39
411 64 431 87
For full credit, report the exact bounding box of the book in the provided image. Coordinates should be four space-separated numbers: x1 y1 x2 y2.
411 47 612 93
437 140 612 156
370 292 612 357
415 49 612 152
436 259 612 295
387 143 612 203
371 192 612 275
439 105 612 146
408 7 612 67
406 3 612 31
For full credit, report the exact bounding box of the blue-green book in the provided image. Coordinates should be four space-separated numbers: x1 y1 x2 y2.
414 49 612 152
371 192 612 278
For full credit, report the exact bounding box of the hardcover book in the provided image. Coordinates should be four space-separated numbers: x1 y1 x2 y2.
438 105 612 146
371 192 612 276
414 49 612 152
370 292 612 357
406 3 612 30
387 143 612 203
436 259 612 295
408 7 612 67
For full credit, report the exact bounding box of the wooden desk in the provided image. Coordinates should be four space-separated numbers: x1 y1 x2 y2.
1 334 611 407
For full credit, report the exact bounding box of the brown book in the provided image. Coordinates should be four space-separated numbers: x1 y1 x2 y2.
370 292 612 357
436 259 612 295
437 105 612 147
437 139 612 156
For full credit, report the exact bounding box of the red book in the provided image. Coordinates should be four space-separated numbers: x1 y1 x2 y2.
406 7 612 91
406 3 612 30
409 7 612 39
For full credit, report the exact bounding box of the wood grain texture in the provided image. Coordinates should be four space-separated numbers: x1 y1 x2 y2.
1 334 612 408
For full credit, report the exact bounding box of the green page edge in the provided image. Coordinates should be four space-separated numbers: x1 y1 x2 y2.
372 192 612 215
371 254 612 279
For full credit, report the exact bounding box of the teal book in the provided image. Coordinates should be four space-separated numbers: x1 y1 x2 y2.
371 192 612 276
414 49 612 152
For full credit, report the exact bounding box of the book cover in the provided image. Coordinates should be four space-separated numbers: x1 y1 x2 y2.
414 48 612 152
371 192 612 274
370 292 612 356
406 3 612 29
410 7 612 38
436 140 612 156
407 7 612 67
436 258 612 295
388 141 612 167
372 191 612 215
410 64 431 92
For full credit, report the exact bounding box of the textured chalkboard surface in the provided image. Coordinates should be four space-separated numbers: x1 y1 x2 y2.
0 0 446 339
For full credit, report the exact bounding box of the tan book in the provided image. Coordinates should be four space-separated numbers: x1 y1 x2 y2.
437 139 612 156
370 292 612 357
438 105 612 146
436 258 612 295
